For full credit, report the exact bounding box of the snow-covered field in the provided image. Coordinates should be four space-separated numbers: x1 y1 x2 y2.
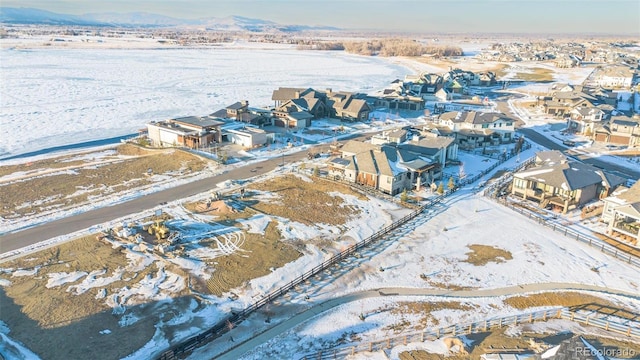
0 46 408 158
2 38 640 360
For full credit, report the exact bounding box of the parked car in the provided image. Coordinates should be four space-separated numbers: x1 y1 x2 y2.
562 140 576 147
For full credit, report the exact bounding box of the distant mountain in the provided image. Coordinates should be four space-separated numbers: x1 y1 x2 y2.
0 7 340 32
0 7 107 26
82 12 196 27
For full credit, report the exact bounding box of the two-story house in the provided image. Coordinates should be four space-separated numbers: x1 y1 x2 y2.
511 152 626 213
593 115 640 148
601 181 640 245
567 106 604 135
437 111 515 149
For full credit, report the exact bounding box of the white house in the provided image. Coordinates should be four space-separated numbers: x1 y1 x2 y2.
226 127 273 148
437 111 515 149
567 106 604 134
147 116 223 148
594 66 635 89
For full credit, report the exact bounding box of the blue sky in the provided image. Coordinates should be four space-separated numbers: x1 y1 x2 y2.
3 0 639 34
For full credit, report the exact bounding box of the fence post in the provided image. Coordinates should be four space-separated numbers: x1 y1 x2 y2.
421 332 424 342
499 318 502 328
369 342 372 352
352 347 355 356
556 309 561 319
605 321 609 331
570 312 575 321
628 327 632 337
543 311 547 321
404 336 407 345
514 315 518 325
585 316 590 326
529 313 533 323
468 324 473 334
387 338 391 348
484 320 488 331
436 328 440 338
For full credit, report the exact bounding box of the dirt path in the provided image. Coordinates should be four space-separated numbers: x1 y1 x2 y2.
213 283 640 360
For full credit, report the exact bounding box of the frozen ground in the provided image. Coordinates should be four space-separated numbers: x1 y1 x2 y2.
2 41 639 359
0 47 408 158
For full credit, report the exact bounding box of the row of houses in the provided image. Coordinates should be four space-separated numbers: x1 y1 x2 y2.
510 150 638 243
541 83 640 147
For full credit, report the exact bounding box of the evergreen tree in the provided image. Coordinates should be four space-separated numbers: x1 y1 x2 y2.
448 176 455 190
400 189 409 202
313 166 320 177
437 182 445 194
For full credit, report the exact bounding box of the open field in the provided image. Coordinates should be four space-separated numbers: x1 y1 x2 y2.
248 174 368 226
0 144 211 219
0 172 396 359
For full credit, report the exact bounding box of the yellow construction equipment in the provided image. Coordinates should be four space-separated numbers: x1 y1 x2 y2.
147 220 170 240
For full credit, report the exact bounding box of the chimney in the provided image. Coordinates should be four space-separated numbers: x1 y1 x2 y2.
241 100 248 107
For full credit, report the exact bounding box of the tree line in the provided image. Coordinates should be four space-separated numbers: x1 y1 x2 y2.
297 38 463 57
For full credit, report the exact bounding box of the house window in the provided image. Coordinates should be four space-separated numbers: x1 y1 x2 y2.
514 178 527 189
387 177 392 184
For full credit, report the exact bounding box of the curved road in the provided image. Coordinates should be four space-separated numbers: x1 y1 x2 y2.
214 283 640 360
495 100 640 179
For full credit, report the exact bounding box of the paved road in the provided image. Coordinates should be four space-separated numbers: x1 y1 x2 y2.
0 149 310 255
214 283 640 360
496 100 640 180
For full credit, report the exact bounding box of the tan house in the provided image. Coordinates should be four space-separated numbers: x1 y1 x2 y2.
329 140 442 194
542 91 596 117
327 91 371 121
593 115 640 148
601 181 640 223
147 116 223 148
511 153 625 213
606 192 640 246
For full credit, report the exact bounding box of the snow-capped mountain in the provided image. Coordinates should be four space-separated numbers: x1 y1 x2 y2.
0 7 340 32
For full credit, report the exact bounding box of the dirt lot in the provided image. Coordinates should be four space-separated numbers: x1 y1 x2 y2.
0 235 163 360
463 244 513 266
247 174 368 226
0 144 210 219
0 173 376 359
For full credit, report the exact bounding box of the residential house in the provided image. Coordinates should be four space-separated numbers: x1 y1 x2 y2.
593 66 635 89
371 93 425 111
511 152 625 213
276 97 328 119
370 129 408 145
437 111 515 149
605 182 640 245
272 110 313 129
326 91 371 121
553 53 580 68
593 115 640 147
601 181 640 223
147 115 223 148
542 91 596 117
225 127 273 148
567 106 604 135
330 139 448 194
210 101 271 126
271 87 326 107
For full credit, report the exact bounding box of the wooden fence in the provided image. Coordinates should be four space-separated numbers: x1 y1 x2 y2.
157 197 442 360
299 307 640 359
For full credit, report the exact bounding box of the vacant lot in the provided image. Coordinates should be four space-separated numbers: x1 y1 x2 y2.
0 144 210 219
0 235 161 360
248 174 368 226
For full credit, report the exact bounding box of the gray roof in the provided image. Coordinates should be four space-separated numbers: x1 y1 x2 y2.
439 111 509 125
401 158 434 171
272 87 306 101
287 111 313 120
172 116 223 128
330 157 351 167
535 150 567 165
340 140 379 156
354 151 378 174
515 161 605 191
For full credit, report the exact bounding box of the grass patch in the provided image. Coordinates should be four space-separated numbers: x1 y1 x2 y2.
0 148 209 218
0 234 133 328
202 221 302 296
463 244 513 266
505 292 619 310
494 64 554 82
399 326 640 359
390 301 477 329
248 174 366 226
